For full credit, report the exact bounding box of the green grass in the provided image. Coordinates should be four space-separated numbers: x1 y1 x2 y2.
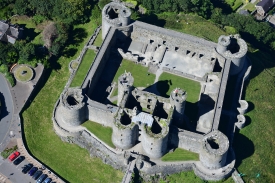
233 50 275 183
161 148 199 161
93 30 103 47
243 3 256 12
164 171 234 183
70 50 96 87
112 59 155 88
158 13 228 42
22 18 123 183
157 72 201 103
82 121 115 148
14 65 33 82
1 146 17 159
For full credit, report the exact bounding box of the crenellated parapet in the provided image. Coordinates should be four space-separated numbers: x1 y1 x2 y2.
112 108 139 149
199 130 229 170
102 2 131 39
216 35 248 75
57 87 87 126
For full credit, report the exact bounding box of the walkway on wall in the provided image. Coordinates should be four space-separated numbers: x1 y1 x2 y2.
121 158 137 183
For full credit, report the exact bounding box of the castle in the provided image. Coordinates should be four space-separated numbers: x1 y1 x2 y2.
52 1 251 181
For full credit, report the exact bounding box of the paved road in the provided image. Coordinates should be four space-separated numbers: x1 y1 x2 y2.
0 156 37 183
0 74 13 150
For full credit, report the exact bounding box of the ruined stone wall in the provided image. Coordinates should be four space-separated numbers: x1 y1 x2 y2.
81 27 117 95
142 163 194 176
212 58 231 130
87 101 117 127
169 126 202 153
71 130 127 171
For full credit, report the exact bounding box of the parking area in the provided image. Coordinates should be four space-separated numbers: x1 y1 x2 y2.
0 139 62 183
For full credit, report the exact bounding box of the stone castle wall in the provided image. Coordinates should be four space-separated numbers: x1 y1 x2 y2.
82 27 117 96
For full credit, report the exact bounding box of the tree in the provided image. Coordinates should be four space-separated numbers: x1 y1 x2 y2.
42 22 58 49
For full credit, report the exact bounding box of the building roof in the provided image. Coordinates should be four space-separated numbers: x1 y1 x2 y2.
132 112 154 127
256 0 275 12
0 21 9 40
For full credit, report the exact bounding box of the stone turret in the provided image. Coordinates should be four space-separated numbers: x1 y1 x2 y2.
112 109 139 149
170 88 187 126
140 121 169 159
102 2 131 39
199 130 229 169
217 35 248 75
57 88 86 126
117 72 134 106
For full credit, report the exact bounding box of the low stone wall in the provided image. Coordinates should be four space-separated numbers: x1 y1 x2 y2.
143 162 194 175
169 126 202 153
162 67 205 82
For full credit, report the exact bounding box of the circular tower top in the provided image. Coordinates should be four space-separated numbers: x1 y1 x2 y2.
170 88 187 103
202 130 229 156
61 87 85 110
118 71 134 89
102 2 131 26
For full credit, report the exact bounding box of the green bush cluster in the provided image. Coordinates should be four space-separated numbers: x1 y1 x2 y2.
0 146 18 159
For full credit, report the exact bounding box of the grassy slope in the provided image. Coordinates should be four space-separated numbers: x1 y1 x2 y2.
234 50 275 182
157 72 201 103
161 148 199 161
70 49 96 87
164 171 235 183
22 19 123 182
82 121 115 148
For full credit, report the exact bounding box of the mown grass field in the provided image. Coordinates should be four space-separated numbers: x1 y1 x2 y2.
161 148 199 161
82 121 115 148
93 30 103 47
164 171 234 183
113 59 155 87
22 17 123 183
70 49 96 87
157 72 201 103
233 50 275 183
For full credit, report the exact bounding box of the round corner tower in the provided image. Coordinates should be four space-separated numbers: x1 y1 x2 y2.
112 110 139 149
199 130 229 170
216 35 248 75
140 124 169 159
102 2 131 39
170 88 187 125
57 87 87 126
117 72 134 106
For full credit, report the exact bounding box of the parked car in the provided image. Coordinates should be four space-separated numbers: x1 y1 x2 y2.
36 174 48 183
43 177 52 183
22 163 33 174
32 170 43 180
8 151 20 161
28 167 38 176
13 156 25 165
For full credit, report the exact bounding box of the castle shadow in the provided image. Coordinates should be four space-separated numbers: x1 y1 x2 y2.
233 128 255 168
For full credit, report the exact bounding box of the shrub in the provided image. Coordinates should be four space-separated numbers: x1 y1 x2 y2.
0 146 18 159
6 73 15 87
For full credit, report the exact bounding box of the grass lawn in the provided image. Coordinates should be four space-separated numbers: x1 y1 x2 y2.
70 49 96 87
93 30 103 47
164 171 234 183
161 148 199 161
14 66 33 82
157 72 201 103
157 13 228 42
233 50 275 183
112 59 155 88
82 121 115 148
22 18 123 183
